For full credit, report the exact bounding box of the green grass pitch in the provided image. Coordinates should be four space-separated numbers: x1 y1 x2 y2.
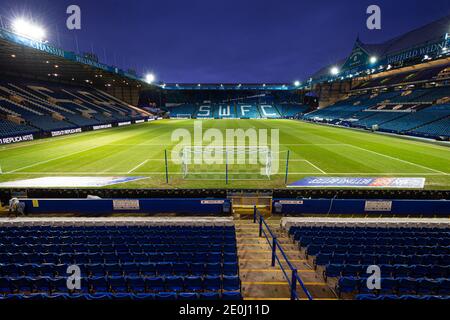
0 119 449 189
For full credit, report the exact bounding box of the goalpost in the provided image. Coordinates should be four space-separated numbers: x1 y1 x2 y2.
181 146 273 181
175 114 192 119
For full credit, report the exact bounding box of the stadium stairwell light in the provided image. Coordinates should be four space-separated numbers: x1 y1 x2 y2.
330 66 340 76
12 18 46 42
145 73 155 84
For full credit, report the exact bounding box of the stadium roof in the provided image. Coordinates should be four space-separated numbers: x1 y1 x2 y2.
0 27 155 91
360 14 450 57
311 14 450 82
162 83 298 91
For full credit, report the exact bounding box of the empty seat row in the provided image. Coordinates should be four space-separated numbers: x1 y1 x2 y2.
305 244 449 256
0 244 236 253
324 264 450 280
0 291 242 301
337 277 450 297
0 226 235 232
297 236 450 247
0 237 236 245
0 252 237 264
292 230 450 238
0 275 241 294
356 294 450 301
0 262 239 277
315 253 450 268
289 226 450 234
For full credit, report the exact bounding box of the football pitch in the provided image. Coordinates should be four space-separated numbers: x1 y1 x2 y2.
0 119 449 189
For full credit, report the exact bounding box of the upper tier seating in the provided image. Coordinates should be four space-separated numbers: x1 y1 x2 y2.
0 79 145 137
304 86 450 138
0 225 241 301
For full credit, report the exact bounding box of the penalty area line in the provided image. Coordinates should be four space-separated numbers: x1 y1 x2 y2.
127 160 149 174
301 159 327 174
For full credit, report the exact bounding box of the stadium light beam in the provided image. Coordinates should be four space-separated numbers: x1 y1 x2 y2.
145 73 155 84
12 18 46 42
330 67 340 76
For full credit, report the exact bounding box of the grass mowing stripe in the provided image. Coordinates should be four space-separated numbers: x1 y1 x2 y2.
6 144 104 173
348 144 448 175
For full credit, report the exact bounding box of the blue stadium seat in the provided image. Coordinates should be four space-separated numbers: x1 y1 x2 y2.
185 276 203 292
90 277 109 293
204 276 221 291
166 276 184 292
223 276 240 292
156 292 177 301
222 291 242 300
109 277 128 293
146 277 165 292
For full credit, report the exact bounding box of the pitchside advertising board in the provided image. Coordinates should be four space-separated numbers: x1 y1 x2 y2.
288 177 426 189
1 118 156 145
0 133 34 145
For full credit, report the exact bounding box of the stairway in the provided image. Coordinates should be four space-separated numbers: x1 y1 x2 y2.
235 217 337 300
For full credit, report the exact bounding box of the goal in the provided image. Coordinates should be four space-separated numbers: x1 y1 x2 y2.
175 114 192 119
181 146 273 181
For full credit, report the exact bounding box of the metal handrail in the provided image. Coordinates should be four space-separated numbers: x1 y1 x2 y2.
253 206 313 300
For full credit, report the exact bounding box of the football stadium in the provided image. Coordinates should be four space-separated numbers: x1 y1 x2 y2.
0 1 449 310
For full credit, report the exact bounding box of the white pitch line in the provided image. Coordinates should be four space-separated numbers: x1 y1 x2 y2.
302 160 327 174
6 145 103 174
127 160 149 174
348 145 449 175
0 172 448 176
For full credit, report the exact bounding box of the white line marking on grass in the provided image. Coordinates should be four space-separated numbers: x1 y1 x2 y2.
300 160 327 174
1 172 447 176
127 160 149 174
6 145 103 174
348 145 449 175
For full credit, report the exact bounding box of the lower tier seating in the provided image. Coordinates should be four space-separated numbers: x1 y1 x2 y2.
290 225 450 299
0 225 242 300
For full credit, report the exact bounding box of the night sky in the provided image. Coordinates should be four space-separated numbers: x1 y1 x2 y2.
0 0 449 83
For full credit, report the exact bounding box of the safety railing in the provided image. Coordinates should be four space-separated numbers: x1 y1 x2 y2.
253 206 313 300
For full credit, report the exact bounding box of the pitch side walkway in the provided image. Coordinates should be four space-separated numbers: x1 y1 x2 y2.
235 217 337 300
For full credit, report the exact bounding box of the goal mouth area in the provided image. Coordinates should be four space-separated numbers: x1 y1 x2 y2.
180 146 277 180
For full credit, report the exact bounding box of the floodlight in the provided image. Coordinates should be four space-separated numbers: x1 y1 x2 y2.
369 56 378 64
145 73 155 84
12 18 46 42
330 67 340 76
294 81 301 87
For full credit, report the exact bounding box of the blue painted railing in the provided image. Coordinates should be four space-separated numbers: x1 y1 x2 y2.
253 206 313 300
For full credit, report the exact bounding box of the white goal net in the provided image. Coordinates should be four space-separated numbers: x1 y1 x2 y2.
181 146 273 180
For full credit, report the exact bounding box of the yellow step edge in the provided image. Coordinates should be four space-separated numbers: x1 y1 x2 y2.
242 281 327 286
242 282 288 285
239 250 299 253
298 298 339 301
240 269 316 273
239 259 307 262
244 298 291 301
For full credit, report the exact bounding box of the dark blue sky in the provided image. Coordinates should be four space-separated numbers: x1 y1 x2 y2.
1 0 449 83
